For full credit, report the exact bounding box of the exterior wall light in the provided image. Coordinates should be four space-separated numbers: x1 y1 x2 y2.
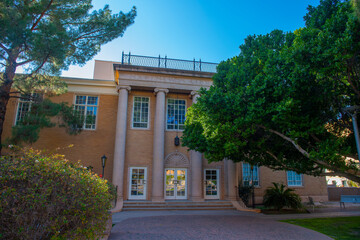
174 136 180 146
101 155 107 178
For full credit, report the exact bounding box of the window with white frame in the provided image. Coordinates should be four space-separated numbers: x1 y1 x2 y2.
74 95 98 130
242 163 259 186
287 171 303 186
132 96 149 128
15 93 42 125
167 99 186 130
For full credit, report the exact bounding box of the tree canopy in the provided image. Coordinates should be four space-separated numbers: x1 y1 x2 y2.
182 0 360 183
0 0 136 151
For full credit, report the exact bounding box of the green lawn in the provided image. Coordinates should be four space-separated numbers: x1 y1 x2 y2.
281 217 360 240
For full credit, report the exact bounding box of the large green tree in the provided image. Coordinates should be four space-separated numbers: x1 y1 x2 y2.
182 0 360 183
0 0 136 152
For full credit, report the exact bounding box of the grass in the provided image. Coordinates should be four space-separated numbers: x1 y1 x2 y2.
281 217 360 240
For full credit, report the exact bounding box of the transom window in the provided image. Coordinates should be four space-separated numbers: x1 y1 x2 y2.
74 95 98 130
15 93 42 125
242 163 259 186
287 171 303 186
167 99 186 130
132 96 149 129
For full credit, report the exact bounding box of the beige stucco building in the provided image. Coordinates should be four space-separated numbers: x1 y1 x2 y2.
3 54 328 211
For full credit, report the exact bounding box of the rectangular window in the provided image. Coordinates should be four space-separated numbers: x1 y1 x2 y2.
242 163 259 186
15 93 42 125
74 95 98 130
287 171 303 186
132 96 149 129
167 99 186 130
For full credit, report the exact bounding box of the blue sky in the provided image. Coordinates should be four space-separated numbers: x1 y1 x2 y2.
61 0 320 78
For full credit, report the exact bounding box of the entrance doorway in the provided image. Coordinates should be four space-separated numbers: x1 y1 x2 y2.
165 168 187 199
204 169 220 199
128 167 147 200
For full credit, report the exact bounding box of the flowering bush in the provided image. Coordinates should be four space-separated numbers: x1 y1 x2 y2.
0 147 115 240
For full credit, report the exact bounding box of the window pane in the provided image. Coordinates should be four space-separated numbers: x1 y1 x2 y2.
287 171 302 186
87 96 98 105
242 163 259 186
132 97 149 128
74 96 98 130
16 93 43 125
76 96 86 105
167 98 186 130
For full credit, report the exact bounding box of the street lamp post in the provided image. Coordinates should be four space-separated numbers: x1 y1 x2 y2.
343 106 360 162
101 155 107 178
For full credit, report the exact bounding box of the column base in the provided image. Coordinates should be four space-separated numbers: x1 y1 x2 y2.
191 196 205 202
227 197 237 201
152 197 165 202
111 199 124 213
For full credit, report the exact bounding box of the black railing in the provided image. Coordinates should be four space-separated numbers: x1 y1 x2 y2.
121 52 218 73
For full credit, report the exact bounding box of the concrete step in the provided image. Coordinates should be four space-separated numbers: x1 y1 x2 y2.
122 200 236 211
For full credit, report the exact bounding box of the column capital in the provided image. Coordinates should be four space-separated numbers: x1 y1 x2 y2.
116 85 131 92
154 88 169 95
190 90 199 99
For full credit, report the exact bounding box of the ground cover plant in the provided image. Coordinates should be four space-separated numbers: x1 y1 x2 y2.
0 147 116 240
282 217 360 240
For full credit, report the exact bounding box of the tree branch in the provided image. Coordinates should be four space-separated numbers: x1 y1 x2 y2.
257 124 334 169
16 59 34 67
258 125 310 158
0 43 10 56
30 0 54 31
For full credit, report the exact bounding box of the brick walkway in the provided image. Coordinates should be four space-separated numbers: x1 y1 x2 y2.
109 207 360 240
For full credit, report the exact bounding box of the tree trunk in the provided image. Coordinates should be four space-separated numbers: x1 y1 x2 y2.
0 58 16 155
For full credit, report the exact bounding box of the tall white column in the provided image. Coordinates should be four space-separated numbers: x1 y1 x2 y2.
227 159 237 200
152 88 168 202
112 85 130 211
190 91 204 201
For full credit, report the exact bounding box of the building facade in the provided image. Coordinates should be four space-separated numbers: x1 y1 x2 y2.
2 55 328 211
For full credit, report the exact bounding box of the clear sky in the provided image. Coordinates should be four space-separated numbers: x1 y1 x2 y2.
61 0 320 79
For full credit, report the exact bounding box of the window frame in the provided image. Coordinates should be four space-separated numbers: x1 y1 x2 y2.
287 171 303 187
131 96 150 130
14 93 42 126
73 95 99 130
242 162 260 187
166 98 187 131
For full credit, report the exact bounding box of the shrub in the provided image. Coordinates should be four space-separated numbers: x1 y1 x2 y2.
263 182 302 211
0 147 116 240
238 181 254 206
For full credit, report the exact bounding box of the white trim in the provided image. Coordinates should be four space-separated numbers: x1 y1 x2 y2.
204 169 220 199
131 96 150 130
128 167 147 200
73 95 100 130
164 168 187 200
166 98 187 131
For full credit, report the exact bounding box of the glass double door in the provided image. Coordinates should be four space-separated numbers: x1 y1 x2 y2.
165 168 187 199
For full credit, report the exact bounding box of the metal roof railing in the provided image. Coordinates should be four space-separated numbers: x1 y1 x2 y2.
120 52 218 73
